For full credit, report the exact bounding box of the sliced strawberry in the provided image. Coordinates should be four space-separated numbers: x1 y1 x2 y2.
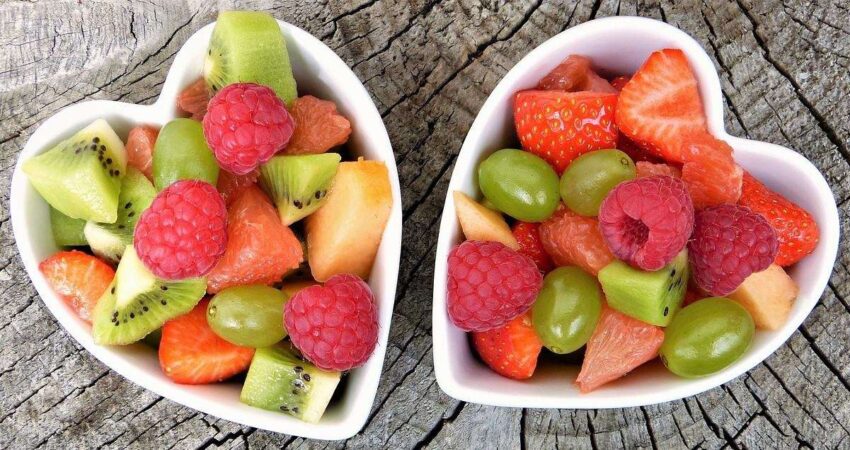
514 90 618 173
511 221 554 272
39 251 115 322
610 75 630 91
159 299 254 384
472 312 542 380
176 78 210 121
216 168 260 206
636 161 681 179
617 133 659 163
126 125 158 180
680 133 743 208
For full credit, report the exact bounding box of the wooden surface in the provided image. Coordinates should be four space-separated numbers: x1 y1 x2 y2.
1 0 849 448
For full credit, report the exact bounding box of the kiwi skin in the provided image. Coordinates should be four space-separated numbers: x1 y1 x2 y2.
260 153 341 226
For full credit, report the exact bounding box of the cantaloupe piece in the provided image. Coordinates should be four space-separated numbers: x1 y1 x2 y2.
306 160 393 282
728 264 798 330
453 191 519 249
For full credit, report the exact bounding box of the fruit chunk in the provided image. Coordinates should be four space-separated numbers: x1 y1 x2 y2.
217 168 260 205
537 55 617 93
284 96 352 155
260 153 341 226
305 160 393 281
207 285 288 347
176 78 210 120
560 149 636 216
39 251 114 322
153 118 220 190
598 250 689 327
281 279 319 298
609 75 630 91
240 344 340 423
472 312 542 380
680 133 743 208
453 191 518 249
728 264 798 330
576 307 665 393
478 149 560 222
23 119 126 222
539 206 614 276
636 161 681 179
159 299 254 384
532 266 602 354
126 125 158 180
512 221 554 272
206 186 303 293
50 207 87 247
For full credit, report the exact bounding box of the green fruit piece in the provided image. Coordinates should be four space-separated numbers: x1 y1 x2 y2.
240 344 340 423
142 328 162 349
205 11 297 104
560 149 635 216
478 149 560 222
598 250 689 327
532 266 602 354
660 297 755 378
207 285 289 347
260 153 341 225
23 119 126 222
152 118 219 190
84 167 156 263
92 246 206 345
50 207 87 247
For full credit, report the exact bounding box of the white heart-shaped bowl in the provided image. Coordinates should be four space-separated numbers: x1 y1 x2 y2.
432 16 840 409
10 20 402 440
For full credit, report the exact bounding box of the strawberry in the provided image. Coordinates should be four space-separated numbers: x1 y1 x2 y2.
511 221 554 272
738 172 819 266
472 312 542 380
159 299 255 384
616 49 708 163
617 133 659 163
680 133 743 208
514 90 618 173
636 161 682 179
39 251 115 322
610 75 630 91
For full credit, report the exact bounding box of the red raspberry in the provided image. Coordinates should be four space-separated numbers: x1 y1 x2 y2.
598 176 694 271
688 204 778 296
284 274 379 371
134 180 228 279
203 83 295 175
512 222 554 272
447 241 543 332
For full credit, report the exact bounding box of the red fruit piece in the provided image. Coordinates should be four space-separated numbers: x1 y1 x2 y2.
134 180 228 280
688 204 778 295
618 133 659 163
680 133 743 208
512 221 554 272
636 161 681 179
610 75 630 91
472 312 542 380
285 274 379 371
216 168 260 206
616 49 708 162
738 172 819 266
539 206 614 276
576 307 664 393
515 90 618 174
203 83 295 175
176 78 211 121
207 186 303 293
447 241 542 332
538 55 617 93
126 125 158 180
598 176 694 271
284 95 352 155
159 299 254 384
39 251 114 322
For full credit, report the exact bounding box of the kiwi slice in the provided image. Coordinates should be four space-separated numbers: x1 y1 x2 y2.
240 344 340 423
23 119 126 222
50 207 87 247
260 153 341 225
598 250 689 327
84 167 156 263
92 246 206 345
204 11 297 104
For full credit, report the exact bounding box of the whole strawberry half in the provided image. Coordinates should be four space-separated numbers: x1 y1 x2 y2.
472 312 542 380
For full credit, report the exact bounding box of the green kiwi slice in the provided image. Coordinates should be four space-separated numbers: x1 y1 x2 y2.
50 207 87 247
204 11 297 104
92 246 206 345
23 119 127 222
260 153 341 225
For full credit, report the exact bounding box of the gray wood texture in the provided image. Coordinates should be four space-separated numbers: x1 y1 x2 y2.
1 0 848 448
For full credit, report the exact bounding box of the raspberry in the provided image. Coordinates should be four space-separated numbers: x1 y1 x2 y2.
598 176 694 271
284 274 379 371
447 241 543 332
688 204 778 296
203 83 295 175
134 180 228 279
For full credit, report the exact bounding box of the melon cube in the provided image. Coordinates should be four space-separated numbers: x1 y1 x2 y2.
453 191 519 249
728 264 798 330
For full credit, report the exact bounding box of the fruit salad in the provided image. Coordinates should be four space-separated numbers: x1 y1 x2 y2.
447 51 819 392
25 10 393 423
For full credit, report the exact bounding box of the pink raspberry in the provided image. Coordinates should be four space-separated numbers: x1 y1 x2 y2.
689 204 778 295
203 83 295 175
285 274 379 371
598 175 694 271
134 180 228 279
447 240 542 332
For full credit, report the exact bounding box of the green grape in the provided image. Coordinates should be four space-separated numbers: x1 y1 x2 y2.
532 266 602 354
207 285 289 347
560 149 635 216
660 297 755 378
153 118 220 190
478 149 560 222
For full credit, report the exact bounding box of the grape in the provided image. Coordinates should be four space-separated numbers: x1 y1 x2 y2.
478 149 560 222
560 149 635 216
207 284 288 347
660 297 754 378
153 118 220 190
532 266 602 354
